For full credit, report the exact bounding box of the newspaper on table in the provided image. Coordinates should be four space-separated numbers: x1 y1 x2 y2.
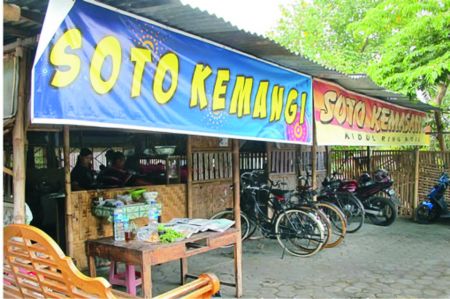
164 218 235 238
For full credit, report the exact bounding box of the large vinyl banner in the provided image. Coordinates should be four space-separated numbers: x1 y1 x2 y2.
314 79 429 146
31 0 312 144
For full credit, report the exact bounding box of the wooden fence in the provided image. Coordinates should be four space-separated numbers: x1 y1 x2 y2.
192 151 232 181
270 150 296 174
330 149 450 216
240 152 267 173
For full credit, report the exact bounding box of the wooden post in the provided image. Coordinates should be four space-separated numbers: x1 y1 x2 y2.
266 142 272 175
311 122 318 189
63 126 73 257
232 139 242 297
186 135 193 218
12 46 27 224
325 146 331 177
366 146 372 174
412 147 420 220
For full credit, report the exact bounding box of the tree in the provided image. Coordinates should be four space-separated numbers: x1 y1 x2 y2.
270 0 450 150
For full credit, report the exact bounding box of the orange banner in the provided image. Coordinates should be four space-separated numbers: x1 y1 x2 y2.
313 79 429 146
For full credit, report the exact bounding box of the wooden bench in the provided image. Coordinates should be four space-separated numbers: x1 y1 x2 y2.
4 224 220 299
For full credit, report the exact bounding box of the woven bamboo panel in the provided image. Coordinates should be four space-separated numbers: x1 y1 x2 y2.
418 152 450 203
192 181 233 219
69 184 186 269
331 150 416 216
371 151 416 216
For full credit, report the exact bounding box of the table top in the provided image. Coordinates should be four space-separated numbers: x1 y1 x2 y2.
86 228 238 253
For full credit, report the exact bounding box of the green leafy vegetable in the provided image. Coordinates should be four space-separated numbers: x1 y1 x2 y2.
159 228 184 244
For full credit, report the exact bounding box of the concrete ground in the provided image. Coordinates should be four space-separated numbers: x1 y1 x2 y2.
99 217 450 298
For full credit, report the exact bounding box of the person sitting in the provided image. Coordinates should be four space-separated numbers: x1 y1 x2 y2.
71 148 96 190
98 151 149 187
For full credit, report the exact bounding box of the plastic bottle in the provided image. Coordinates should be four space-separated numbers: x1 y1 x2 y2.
113 208 125 241
148 201 159 225
156 201 162 223
123 215 129 232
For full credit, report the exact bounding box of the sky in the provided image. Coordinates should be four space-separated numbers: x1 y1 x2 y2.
180 0 294 35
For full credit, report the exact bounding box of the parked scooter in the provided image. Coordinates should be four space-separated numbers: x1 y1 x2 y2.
415 172 449 224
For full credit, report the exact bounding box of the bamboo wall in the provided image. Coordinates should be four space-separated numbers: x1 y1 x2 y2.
191 137 233 218
70 184 186 269
192 181 234 218
418 151 450 201
330 150 450 217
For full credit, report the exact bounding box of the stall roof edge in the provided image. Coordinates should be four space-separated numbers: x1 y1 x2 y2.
3 0 438 113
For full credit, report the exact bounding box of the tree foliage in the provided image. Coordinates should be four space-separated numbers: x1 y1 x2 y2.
350 0 450 96
270 0 450 149
269 0 382 74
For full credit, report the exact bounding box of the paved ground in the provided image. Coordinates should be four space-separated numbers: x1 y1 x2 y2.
98 217 450 298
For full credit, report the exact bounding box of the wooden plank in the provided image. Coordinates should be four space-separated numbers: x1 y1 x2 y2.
193 152 198 181
207 153 212 180
213 152 218 179
199 153 204 181
218 152 224 179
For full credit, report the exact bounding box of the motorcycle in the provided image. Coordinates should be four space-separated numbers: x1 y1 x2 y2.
415 172 449 224
325 169 400 226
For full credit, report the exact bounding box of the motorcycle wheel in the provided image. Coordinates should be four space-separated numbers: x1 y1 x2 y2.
415 205 439 224
367 196 397 226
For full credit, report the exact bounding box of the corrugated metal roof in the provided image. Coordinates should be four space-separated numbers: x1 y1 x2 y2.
4 0 438 112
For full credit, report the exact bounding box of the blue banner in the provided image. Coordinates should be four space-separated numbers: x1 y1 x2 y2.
32 0 312 144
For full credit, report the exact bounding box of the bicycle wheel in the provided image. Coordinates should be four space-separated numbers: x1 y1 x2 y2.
297 206 331 250
246 219 258 239
210 209 251 242
326 193 364 233
275 208 324 257
315 202 347 248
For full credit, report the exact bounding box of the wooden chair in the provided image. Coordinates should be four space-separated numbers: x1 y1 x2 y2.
4 224 220 299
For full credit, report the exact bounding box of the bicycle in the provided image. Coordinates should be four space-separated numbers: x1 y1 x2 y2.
211 171 326 257
319 172 365 233
289 178 347 248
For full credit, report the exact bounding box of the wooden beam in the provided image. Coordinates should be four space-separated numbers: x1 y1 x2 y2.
12 48 27 224
4 4 21 22
63 126 73 257
232 139 242 298
4 26 34 38
3 35 40 53
4 4 44 24
186 135 193 218
4 167 14 177
20 9 45 24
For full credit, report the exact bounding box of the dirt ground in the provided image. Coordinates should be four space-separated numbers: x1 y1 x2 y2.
97 217 450 298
